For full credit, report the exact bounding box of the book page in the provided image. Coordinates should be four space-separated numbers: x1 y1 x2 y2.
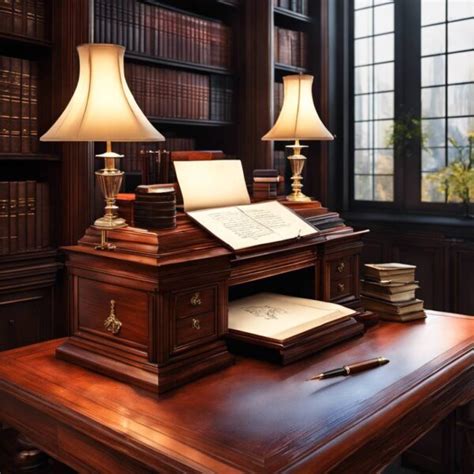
188 201 318 250
174 160 251 211
229 293 355 341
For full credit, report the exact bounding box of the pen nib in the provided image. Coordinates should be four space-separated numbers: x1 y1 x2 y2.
308 373 324 381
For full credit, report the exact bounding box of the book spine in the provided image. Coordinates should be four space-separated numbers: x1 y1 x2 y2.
41 181 49 248
16 180 26 252
0 181 8 255
8 181 18 253
0 55 11 152
26 179 35 250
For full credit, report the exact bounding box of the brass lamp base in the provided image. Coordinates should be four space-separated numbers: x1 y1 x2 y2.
286 140 311 202
94 141 128 250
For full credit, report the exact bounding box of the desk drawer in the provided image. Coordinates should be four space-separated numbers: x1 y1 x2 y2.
329 276 353 300
175 311 216 348
77 278 149 348
175 287 215 318
329 256 353 279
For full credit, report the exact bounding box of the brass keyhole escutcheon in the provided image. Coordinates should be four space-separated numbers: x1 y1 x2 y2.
337 261 345 273
337 282 345 292
192 318 201 330
104 299 122 335
190 292 202 307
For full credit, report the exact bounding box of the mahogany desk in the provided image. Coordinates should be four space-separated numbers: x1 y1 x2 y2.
0 311 472 473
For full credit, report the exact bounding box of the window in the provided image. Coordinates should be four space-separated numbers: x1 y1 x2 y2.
420 0 474 202
350 0 474 210
353 0 395 202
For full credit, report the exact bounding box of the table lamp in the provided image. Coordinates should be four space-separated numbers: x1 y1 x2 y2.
41 43 164 248
262 74 333 202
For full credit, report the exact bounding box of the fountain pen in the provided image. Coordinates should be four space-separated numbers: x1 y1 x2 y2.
308 357 389 380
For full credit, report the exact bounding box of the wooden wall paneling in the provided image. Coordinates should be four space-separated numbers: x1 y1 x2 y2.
450 240 474 315
51 0 94 246
391 234 449 311
240 0 273 179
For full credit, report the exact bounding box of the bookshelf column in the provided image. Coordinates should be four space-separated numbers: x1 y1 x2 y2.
51 0 94 246
240 0 274 177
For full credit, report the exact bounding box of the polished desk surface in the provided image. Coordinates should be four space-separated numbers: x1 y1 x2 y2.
0 311 472 473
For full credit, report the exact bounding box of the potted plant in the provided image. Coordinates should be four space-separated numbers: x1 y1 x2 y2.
428 132 474 218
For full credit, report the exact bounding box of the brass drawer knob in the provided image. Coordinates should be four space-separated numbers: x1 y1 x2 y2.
337 261 345 273
192 318 201 330
337 282 345 293
190 292 202 307
104 299 122 335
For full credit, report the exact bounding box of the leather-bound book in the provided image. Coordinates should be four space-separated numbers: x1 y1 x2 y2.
35 180 42 249
0 55 11 152
10 57 21 153
20 59 30 153
16 181 26 252
8 181 18 253
0 181 8 255
26 180 35 250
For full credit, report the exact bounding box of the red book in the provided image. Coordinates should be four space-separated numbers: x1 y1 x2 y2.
16 181 26 252
0 181 8 255
8 181 18 253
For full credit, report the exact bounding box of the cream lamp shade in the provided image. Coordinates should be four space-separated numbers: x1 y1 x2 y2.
40 43 164 142
262 74 333 141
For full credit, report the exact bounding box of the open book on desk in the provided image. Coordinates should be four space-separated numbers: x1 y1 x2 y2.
174 160 318 251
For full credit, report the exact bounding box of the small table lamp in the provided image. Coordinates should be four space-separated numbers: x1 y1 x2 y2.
41 43 164 248
262 74 333 202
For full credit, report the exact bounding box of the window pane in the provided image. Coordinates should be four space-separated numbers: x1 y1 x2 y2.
374 92 394 119
448 51 474 83
447 117 474 145
421 173 445 202
374 62 394 91
354 175 373 200
448 145 469 164
355 150 373 173
355 94 373 121
448 19 474 53
422 55 446 86
423 118 446 146
355 121 373 148
374 33 394 62
422 147 446 171
421 24 446 56
374 120 393 147
355 66 373 93
355 8 373 38
374 176 394 201
448 0 474 20
355 0 372 9
355 37 373 66
374 149 394 174
374 4 394 35
422 86 446 117
448 84 474 116
421 0 446 26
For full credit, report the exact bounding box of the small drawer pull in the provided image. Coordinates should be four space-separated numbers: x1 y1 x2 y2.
190 292 202 307
192 318 201 330
337 282 345 292
337 261 345 273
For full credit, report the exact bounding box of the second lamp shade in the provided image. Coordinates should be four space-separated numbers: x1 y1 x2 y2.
262 74 333 141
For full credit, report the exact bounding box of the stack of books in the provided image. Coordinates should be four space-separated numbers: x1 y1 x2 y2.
274 27 308 69
134 184 176 230
0 0 46 40
252 169 283 199
361 263 426 322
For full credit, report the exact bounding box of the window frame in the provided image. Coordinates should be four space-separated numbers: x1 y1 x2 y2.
345 0 474 216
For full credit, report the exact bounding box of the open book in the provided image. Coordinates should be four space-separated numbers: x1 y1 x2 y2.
229 293 356 341
174 160 318 251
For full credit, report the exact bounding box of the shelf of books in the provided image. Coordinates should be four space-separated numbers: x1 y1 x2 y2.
0 0 56 259
93 0 239 190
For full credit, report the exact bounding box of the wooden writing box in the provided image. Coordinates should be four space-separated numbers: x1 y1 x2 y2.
58 200 371 393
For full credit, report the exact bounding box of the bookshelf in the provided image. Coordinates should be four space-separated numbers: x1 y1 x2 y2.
93 0 241 193
0 0 61 351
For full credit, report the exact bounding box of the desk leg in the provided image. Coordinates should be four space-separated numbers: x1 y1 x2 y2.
458 402 474 474
0 428 49 473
